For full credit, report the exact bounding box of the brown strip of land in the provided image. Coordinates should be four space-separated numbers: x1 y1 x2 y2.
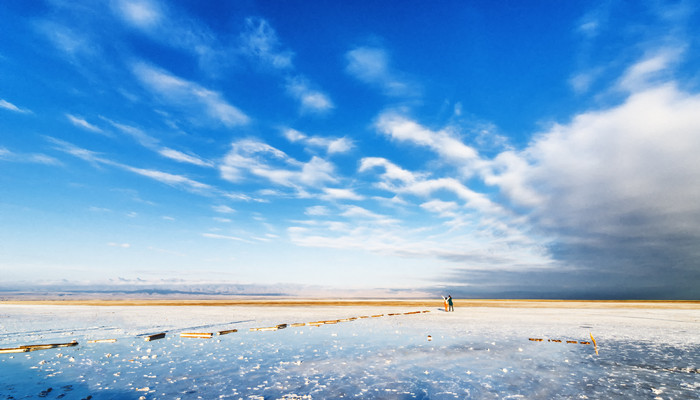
1 299 698 309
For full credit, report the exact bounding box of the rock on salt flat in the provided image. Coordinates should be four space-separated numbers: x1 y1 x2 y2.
0 305 698 399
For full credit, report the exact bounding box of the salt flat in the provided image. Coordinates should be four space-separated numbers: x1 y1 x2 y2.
1 303 698 399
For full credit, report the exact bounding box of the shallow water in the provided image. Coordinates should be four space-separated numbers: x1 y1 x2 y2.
1 305 698 399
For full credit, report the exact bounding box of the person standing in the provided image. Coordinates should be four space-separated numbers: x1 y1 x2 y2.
447 295 454 312
442 295 448 312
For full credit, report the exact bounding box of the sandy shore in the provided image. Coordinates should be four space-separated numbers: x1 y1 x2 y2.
2 299 698 309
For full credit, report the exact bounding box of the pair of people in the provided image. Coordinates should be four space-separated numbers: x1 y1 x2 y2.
442 295 454 312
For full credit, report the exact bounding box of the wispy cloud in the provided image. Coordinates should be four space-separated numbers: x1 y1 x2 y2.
66 114 105 134
47 137 107 166
321 188 364 201
49 137 214 194
305 205 330 216
132 62 249 127
100 117 212 168
107 242 131 248
34 20 98 60
101 117 158 147
158 148 213 167
285 76 334 114
112 0 163 30
0 99 32 114
359 156 499 214
0 147 61 166
420 199 460 218
283 128 353 154
220 139 338 193
239 17 293 69
238 18 334 115
617 48 683 92
123 165 213 193
201 232 250 243
288 217 548 273
112 0 223 73
345 46 417 97
212 205 236 214
375 111 483 176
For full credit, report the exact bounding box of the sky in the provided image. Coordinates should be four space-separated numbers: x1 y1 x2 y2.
1 0 699 299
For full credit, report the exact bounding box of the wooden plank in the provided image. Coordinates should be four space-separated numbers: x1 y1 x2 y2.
180 332 213 339
88 339 117 343
250 326 279 332
0 347 29 354
19 341 78 351
144 333 166 341
217 329 238 335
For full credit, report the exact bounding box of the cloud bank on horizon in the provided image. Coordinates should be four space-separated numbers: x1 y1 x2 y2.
1 1 699 298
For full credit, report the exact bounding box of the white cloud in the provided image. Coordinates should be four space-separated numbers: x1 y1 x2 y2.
479 82 700 296
201 232 249 242
112 0 221 72
220 139 338 191
240 17 293 69
107 242 131 248
0 147 61 166
283 128 306 142
313 137 354 154
340 205 398 225
0 99 31 114
102 118 158 148
66 114 104 134
212 205 236 214
47 137 107 165
617 49 683 92
113 0 162 29
321 188 364 201
569 71 597 94
159 147 212 167
375 112 482 173
305 205 330 216
100 117 212 168
51 137 214 194
125 166 213 193
359 157 419 184
345 46 415 97
284 128 354 155
287 217 548 272
497 83 700 232
360 155 501 215
420 199 459 218
286 76 334 114
132 62 249 127
299 157 337 187
35 20 97 59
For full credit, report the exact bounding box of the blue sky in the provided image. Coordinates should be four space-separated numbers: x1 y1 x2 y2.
1 1 699 298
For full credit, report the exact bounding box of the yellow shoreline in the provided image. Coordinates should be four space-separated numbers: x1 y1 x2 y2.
1 299 698 309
